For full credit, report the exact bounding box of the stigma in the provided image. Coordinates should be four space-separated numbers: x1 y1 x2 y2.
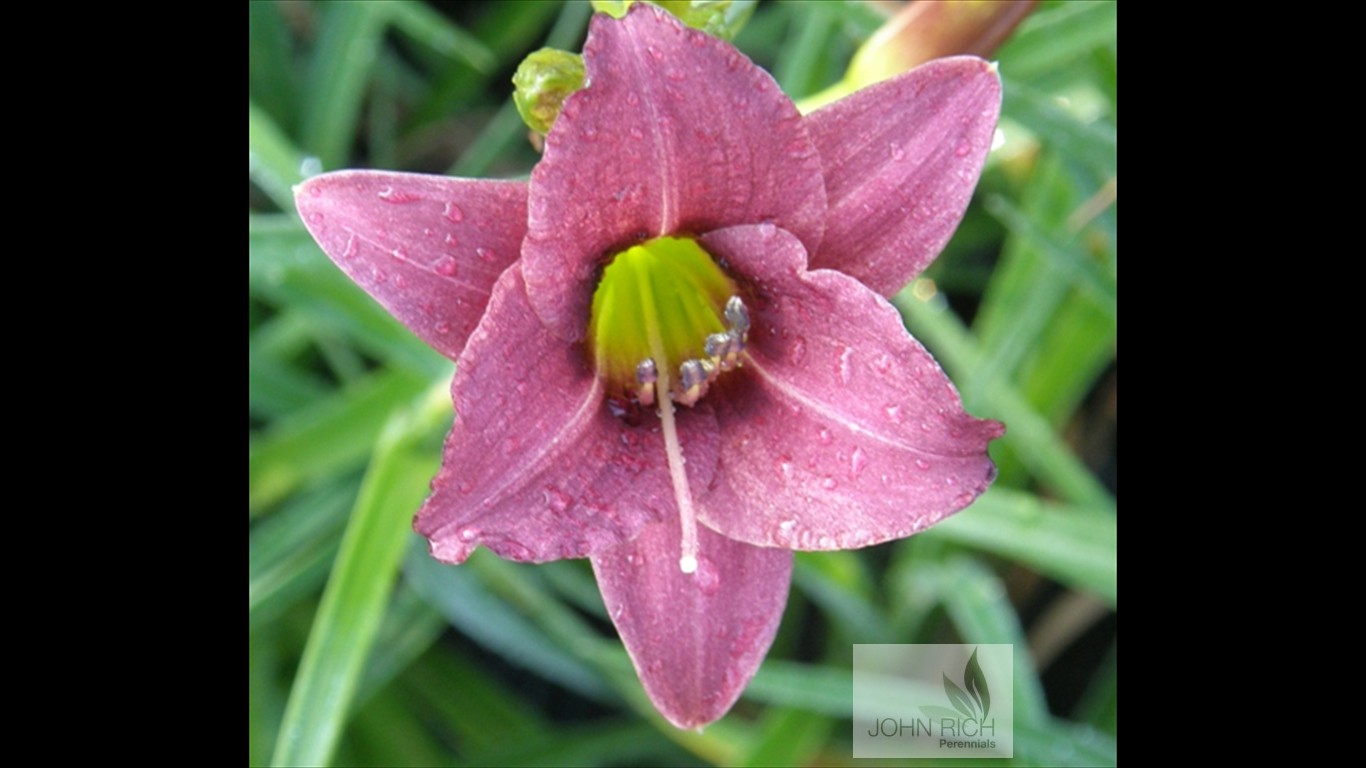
588 236 753 573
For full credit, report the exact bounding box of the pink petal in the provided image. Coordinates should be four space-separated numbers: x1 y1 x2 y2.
521 3 827 341
592 518 792 729
416 265 721 564
805 57 1001 296
698 225 1003 550
295 170 527 359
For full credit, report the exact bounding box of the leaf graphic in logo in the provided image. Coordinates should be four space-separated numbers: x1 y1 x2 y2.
920 705 963 721
963 648 991 720
943 673 977 719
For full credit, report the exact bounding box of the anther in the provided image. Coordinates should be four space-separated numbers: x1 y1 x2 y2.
725 295 750 336
704 331 732 362
676 359 713 406
636 358 658 407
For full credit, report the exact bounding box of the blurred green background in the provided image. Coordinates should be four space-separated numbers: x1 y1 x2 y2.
248 1 1117 765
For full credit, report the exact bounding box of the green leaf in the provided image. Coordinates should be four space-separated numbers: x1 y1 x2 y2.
927 488 1117 606
894 291 1114 508
386 0 496 72
745 660 854 717
300 1 387 169
249 368 434 515
736 707 832 768
270 403 442 767
996 1 1117 83
249 101 305 212
404 545 617 703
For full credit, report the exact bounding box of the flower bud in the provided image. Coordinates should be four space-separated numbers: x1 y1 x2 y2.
512 48 586 136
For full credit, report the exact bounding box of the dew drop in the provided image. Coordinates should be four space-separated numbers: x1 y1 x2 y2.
954 140 972 158
838 347 853 385
434 321 451 335
393 274 407 288
443 202 465 222
391 247 408 261
444 233 458 247
626 91 639 105
378 186 420 204
821 477 838 490
955 491 977 507
778 457 794 481
646 44 664 61
816 427 833 445
629 126 644 139
873 353 892 375
758 221 776 238
883 404 903 424
306 212 323 225
889 142 905 160
818 535 834 548
776 519 797 545
459 527 479 542
788 337 807 364
543 487 570 514
612 605 625 620
476 246 495 262
371 268 388 283
850 447 868 478
915 458 931 471
433 255 458 276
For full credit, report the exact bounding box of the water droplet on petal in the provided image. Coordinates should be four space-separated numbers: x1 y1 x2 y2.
459 527 479 542
306 212 323 225
850 447 868 478
788 337 807 364
443 202 464 222
955 140 972 158
818 535 834 548
838 347 853 384
434 255 458 276
476 246 495 262
626 91 639 105
543 487 570 514
821 477 838 490
816 427 833 445
889 142 905 160
883 404 903 424
915 458 931 471
435 321 451 335
778 457 794 481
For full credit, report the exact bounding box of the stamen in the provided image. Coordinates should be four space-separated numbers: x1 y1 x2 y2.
725 295 750 336
704 332 732 363
635 359 657 407
676 359 713 407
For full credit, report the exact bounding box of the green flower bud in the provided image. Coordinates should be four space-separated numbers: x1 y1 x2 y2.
512 48 586 136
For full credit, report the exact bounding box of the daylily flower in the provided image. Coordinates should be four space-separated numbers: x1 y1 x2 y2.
295 4 1003 729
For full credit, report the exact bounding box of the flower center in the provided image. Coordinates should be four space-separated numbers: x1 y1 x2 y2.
588 236 752 574
589 236 748 407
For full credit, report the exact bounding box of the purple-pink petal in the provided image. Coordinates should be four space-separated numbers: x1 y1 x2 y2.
521 3 827 341
591 518 792 729
805 57 1001 296
417 265 721 564
697 225 1003 550
295 170 527 359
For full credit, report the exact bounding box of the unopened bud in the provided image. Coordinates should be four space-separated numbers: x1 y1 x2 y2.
512 48 586 136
